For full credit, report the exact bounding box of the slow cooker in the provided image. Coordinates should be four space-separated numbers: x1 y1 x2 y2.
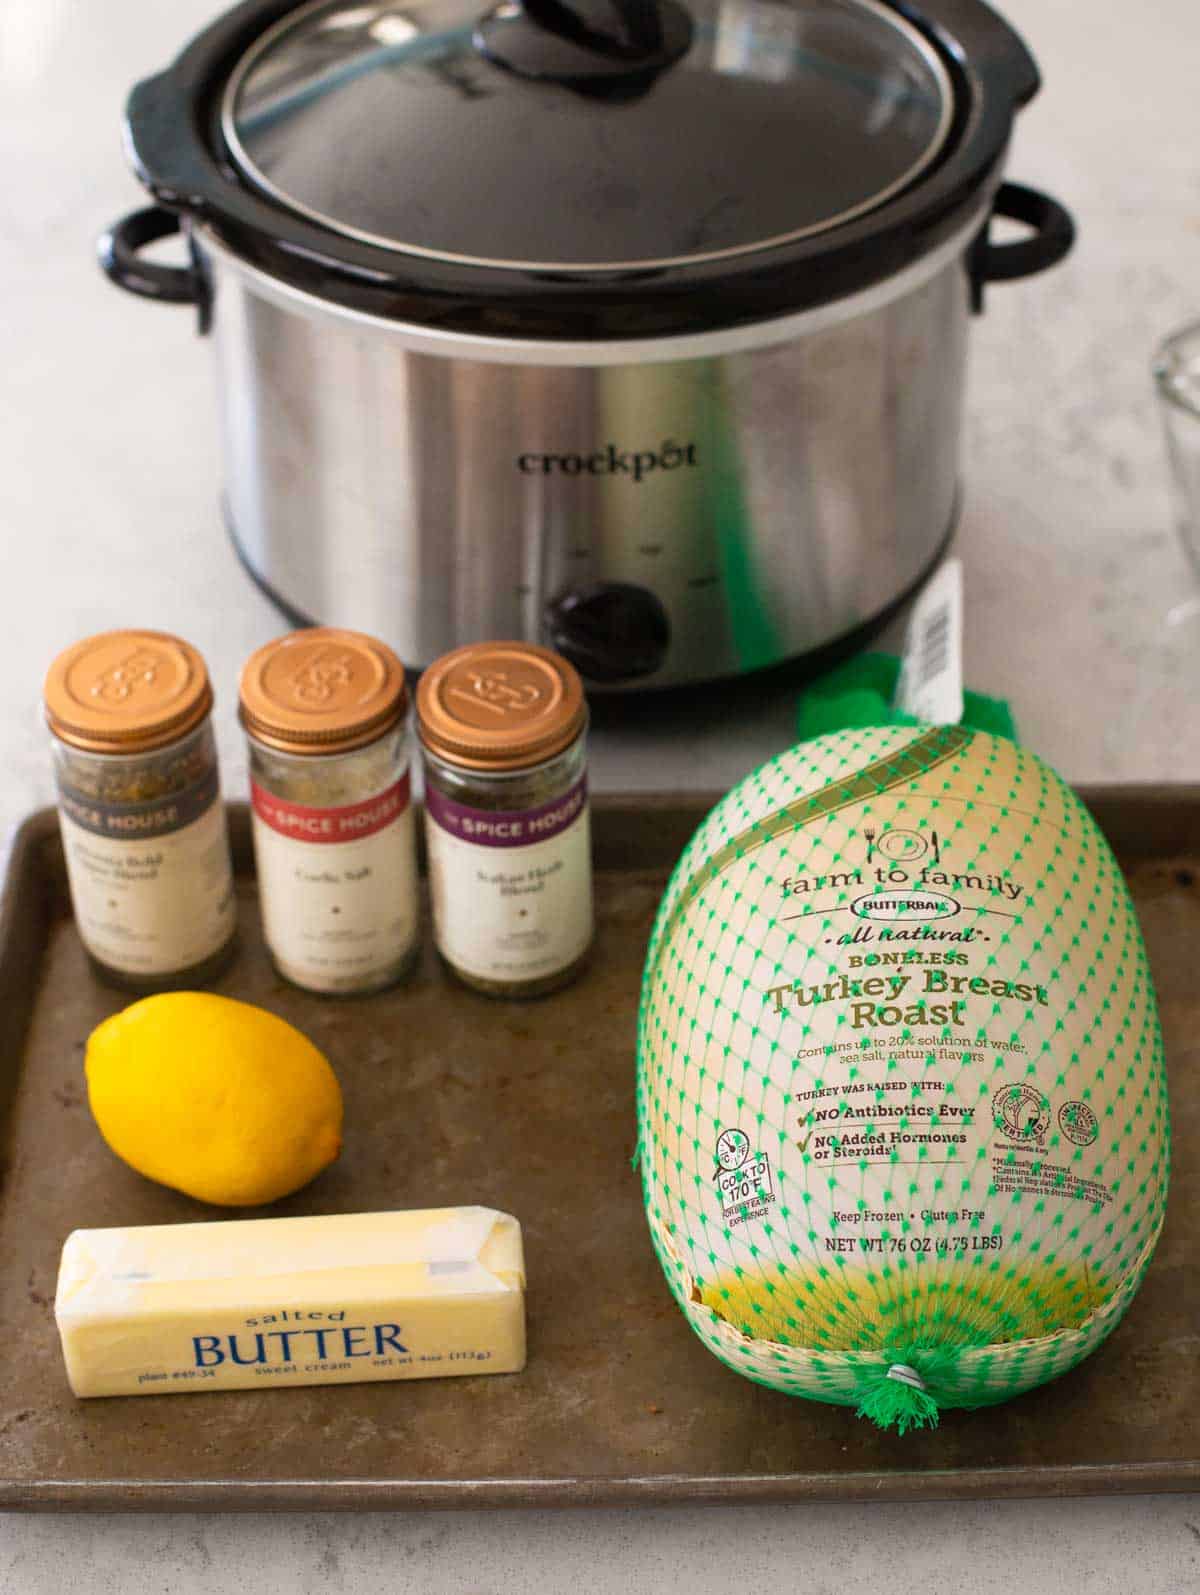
103 0 1074 689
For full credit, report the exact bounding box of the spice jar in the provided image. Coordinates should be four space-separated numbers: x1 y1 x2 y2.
44 630 236 990
239 628 419 995
416 642 593 998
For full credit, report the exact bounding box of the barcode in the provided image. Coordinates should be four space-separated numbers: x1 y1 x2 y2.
894 558 963 726
913 603 953 690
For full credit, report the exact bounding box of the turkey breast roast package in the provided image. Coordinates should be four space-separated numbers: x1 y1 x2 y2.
637 725 1170 1433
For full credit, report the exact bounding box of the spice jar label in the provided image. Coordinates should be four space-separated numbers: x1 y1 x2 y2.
424 777 592 983
55 769 236 977
249 774 419 994
251 777 411 846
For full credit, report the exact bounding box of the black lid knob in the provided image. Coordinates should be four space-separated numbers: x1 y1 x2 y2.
544 582 671 684
475 0 694 100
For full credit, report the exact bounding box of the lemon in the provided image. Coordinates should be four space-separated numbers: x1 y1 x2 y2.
85 993 343 1207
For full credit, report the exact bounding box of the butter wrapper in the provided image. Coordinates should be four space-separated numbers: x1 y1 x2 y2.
55 1206 525 1398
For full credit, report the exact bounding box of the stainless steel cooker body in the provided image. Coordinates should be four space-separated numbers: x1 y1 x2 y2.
101 0 1077 688
202 219 974 688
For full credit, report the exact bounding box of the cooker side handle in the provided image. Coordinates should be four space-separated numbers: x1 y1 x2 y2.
969 182 1075 314
97 207 212 335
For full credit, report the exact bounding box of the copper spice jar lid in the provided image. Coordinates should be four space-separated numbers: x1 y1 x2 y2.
239 628 408 755
44 630 214 754
416 642 586 771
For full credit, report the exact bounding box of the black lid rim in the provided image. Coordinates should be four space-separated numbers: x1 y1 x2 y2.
124 0 1042 340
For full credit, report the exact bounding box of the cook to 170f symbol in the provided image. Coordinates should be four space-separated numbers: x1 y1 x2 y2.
714 1128 750 1173
712 1131 776 1220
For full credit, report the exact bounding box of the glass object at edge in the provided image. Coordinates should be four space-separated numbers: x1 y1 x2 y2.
1153 319 1200 625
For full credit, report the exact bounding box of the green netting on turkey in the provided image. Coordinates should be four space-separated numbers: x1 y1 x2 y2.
636 726 1170 1434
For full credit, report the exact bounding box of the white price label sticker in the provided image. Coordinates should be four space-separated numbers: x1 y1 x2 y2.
894 558 964 726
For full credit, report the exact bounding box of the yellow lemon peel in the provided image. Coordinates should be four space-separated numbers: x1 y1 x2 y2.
85 992 343 1207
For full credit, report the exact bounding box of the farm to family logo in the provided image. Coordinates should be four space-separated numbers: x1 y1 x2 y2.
778 823 1029 949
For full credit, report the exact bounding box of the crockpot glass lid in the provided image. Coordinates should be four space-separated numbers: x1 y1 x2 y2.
222 0 955 272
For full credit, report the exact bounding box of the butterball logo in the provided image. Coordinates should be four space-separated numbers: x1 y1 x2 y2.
851 889 961 923
518 441 699 484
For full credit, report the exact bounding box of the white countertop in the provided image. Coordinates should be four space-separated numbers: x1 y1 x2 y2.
1 0 1197 1587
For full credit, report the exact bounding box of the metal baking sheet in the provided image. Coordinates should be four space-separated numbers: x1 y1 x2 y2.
0 793 1195 1510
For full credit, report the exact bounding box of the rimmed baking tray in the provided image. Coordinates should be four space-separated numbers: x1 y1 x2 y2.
0 793 1195 1510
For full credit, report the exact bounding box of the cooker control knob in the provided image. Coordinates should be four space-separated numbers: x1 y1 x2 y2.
544 583 671 684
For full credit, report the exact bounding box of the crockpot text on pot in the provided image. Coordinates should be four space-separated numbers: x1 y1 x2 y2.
517 441 698 484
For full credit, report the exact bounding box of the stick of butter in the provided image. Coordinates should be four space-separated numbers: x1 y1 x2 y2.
55 1206 525 1398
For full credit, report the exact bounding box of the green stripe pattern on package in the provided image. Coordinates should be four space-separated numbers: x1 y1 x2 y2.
636 726 1169 1432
